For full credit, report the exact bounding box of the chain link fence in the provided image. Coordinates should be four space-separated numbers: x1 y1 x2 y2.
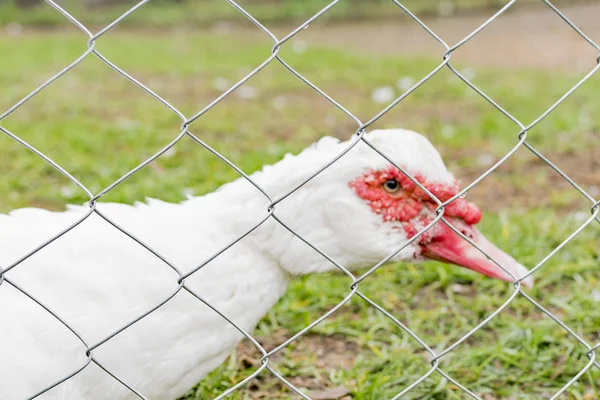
1 0 599 399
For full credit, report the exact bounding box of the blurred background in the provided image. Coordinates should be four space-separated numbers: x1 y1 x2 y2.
1 1 599 399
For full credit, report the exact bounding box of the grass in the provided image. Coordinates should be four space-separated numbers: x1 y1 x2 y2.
0 0 476 28
0 0 592 29
0 25 599 399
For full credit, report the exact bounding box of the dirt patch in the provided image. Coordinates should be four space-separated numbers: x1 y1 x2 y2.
234 332 358 399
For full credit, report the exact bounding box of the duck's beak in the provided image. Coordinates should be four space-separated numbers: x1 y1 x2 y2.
422 219 533 288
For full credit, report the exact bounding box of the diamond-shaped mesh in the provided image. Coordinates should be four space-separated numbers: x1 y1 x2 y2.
1 1 599 399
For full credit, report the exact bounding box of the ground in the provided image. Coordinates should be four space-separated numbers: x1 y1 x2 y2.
289 2 600 73
0 2 599 399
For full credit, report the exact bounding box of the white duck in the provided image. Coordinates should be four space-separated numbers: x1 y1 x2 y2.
0 129 532 400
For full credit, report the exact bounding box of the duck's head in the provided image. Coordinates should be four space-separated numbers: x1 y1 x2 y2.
257 129 532 288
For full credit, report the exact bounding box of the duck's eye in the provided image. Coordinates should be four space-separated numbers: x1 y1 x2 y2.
383 179 400 193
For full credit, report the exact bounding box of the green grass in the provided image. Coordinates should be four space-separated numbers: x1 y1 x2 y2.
0 0 589 29
0 0 470 28
0 29 599 399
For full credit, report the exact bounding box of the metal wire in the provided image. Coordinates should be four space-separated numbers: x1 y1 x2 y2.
1 0 599 399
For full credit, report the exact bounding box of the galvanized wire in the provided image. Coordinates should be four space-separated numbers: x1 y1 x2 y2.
0 0 599 399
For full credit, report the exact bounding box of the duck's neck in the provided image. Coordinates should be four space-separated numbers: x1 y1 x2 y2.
177 178 293 322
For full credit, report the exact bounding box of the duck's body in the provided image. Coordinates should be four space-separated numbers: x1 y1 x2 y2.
1 183 289 400
0 130 531 400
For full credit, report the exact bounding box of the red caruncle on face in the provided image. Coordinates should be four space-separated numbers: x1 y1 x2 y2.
349 166 482 242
